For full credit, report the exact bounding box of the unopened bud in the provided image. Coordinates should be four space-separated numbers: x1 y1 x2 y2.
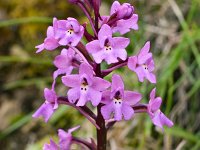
117 3 134 20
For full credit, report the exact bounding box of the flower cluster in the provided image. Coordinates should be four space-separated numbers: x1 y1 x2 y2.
33 0 173 149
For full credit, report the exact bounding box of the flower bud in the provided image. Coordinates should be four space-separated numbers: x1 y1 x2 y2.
117 3 134 20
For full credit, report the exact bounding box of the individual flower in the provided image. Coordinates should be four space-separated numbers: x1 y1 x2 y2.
32 88 58 122
128 41 156 83
100 1 138 35
86 24 130 64
43 126 80 150
55 17 84 46
36 18 60 53
110 1 134 20
43 139 58 150
147 88 174 130
101 74 142 121
62 63 110 106
110 1 138 34
52 48 76 89
58 126 80 150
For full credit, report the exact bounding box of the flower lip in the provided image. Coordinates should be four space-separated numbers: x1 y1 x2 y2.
80 77 89 91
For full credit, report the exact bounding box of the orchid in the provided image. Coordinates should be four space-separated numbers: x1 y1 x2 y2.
52 48 76 89
43 126 80 150
86 24 130 64
62 63 110 106
101 1 138 35
55 17 84 46
147 88 174 130
32 88 58 122
36 18 60 53
128 41 156 83
101 74 142 121
43 139 58 150
33 0 174 149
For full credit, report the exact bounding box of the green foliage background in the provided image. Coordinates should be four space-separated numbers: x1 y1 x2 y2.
0 0 199 149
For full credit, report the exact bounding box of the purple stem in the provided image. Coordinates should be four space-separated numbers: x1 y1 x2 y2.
72 137 96 150
93 0 100 31
68 45 92 67
96 104 107 150
76 42 93 62
102 59 128 77
95 62 107 150
83 23 95 42
77 2 98 37
58 97 100 130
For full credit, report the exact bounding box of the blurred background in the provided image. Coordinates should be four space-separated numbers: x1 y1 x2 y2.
0 0 200 149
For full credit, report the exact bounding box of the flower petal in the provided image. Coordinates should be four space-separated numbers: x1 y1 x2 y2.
122 103 134 120
79 63 94 77
135 66 145 82
91 77 111 91
43 139 58 150
101 102 114 120
46 26 54 37
87 88 102 106
151 110 173 131
151 111 163 130
53 68 73 80
92 50 106 64
68 125 80 133
68 17 80 32
86 40 102 53
58 129 71 150
36 43 45 53
124 91 142 105
54 55 70 69
146 72 156 84
76 93 87 106
150 97 162 112
147 57 155 72
70 27 84 46
111 74 124 92
58 34 70 46
67 87 80 104
32 103 54 123
62 75 80 87
104 53 119 64
111 37 130 49
130 14 139 30
44 37 59 50
128 56 137 71
98 24 112 41
114 105 122 121
44 88 57 103
101 90 112 104
138 41 152 64
150 88 156 100
110 1 121 15
160 112 174 128
114 48 127 61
